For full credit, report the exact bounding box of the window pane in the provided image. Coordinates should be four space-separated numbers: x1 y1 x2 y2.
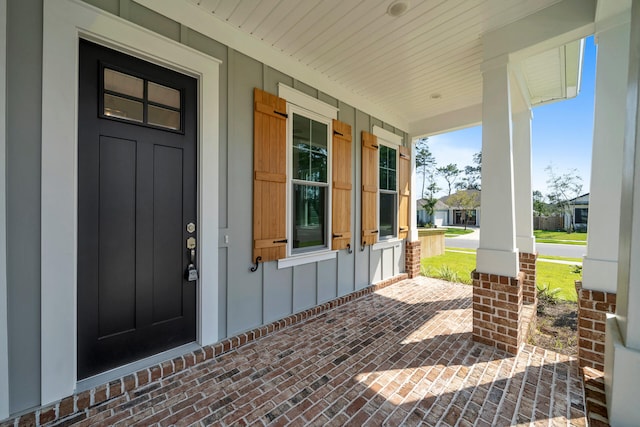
380 168 387 190
148 105 181 130
104 69 143 99
293 146 309 180
379 145 397 191
293 184 326 250
311 121 327 151
380 146 389 169
388 147 396 169
310 150 327 182
388 170 396 190
148 81 181 109
293 114 311 149
380 193 397 238
292 113 327 183
104 94 143 123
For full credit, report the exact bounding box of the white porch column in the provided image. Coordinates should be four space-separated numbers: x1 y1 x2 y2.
582 20 630 293
513 110 535 254
476 58 519 277
410 138 418 242
605 3 640 425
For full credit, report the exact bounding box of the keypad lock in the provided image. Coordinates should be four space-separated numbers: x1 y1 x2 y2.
185 239 198 282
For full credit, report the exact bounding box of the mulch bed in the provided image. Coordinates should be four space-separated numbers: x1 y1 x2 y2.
529 301 578 356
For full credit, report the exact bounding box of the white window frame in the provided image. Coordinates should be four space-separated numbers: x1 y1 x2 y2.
278 84 338 268
374 126 403 243
287 106 333 256
378 142 399 241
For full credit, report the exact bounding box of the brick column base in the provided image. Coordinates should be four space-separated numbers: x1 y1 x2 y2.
575 281 616 371
519 252 537 306
472 270 524 354
405 240 421 278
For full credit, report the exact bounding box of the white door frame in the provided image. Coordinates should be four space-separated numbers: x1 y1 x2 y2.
0 0 9 420
41 0 220 405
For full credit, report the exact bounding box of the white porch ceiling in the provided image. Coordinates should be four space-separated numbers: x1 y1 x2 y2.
186 0 589 132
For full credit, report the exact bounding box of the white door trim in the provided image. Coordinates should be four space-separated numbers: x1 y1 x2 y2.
0 0 9 420
41 0 220 405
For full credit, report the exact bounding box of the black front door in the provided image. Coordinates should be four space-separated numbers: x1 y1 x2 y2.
77 40 197 379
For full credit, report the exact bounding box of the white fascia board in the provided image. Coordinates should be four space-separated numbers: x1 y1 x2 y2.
483 0 596 63
409 104 482 139
373 126 402 146
133 0 409 132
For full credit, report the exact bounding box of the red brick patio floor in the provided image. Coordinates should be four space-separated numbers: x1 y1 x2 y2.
36 278 589 426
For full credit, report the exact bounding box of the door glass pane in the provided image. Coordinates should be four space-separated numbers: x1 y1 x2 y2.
148 105 181 130
104 94 143 123
380 192 397 238
104 68 143 99
148 81 181 109
292 184 326 250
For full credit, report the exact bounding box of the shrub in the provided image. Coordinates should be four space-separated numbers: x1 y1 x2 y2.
537 283 562 314
437 265 460 283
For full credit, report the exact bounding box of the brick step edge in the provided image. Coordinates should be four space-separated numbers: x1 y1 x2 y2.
0 273 408 427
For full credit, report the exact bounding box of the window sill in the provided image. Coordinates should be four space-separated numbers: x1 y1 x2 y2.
278 250 338 269
372 238 403 251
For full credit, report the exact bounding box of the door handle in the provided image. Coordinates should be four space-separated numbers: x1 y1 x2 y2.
185 243 198 282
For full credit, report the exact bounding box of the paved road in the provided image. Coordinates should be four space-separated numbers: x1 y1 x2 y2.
445 237 587 258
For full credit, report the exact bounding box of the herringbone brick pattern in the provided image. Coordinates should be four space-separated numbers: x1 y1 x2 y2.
15 278 587 426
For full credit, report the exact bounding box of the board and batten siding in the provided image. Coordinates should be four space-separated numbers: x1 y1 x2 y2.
3 0 408 414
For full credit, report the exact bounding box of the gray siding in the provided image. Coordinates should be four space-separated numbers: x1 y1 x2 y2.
4 0 409 414
6 0 43 413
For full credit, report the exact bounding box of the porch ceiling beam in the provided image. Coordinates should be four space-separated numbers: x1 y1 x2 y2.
409 103 482 139
482 0 596 63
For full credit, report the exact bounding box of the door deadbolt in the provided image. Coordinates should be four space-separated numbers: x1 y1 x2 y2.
186 237 196 249
186 223 195 233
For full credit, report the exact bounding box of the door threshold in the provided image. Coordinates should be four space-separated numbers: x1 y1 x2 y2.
76 342 201 393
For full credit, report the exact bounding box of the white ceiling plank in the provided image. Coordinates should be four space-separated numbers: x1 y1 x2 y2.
318 0 476 76
226 1 261 27
257 0 322 46
326 4 487 83
177 0 592 129
294 0 386 62
236 0 283 34
268 0 344 52
211 0 242 21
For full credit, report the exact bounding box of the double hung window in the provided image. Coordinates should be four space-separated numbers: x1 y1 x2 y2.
379 144 398 240
291 112 330 253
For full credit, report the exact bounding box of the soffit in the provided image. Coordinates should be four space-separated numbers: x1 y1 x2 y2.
188 0 566 127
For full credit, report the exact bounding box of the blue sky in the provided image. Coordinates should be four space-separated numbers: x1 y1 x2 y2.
423 36 596 199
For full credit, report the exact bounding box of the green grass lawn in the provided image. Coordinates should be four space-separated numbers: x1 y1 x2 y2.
534 230 587 245
421 250 579 301
444 228 475 237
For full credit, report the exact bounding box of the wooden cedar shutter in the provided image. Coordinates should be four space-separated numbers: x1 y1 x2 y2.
253 88 287 263
331 120 352 250
398 146 411 239
361 131 378 246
